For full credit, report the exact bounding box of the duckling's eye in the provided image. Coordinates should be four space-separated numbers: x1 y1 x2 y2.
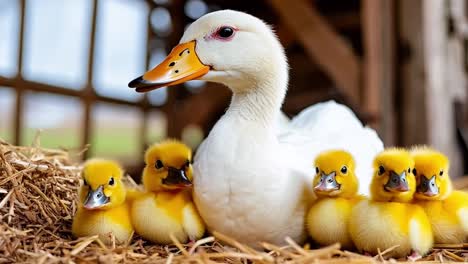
341 166 347 174
155 160 164 169
408 168 411 174
412 168 417 176
83 178 88 186
217 26 234 39
315 167 319 174
185 160 191 168
378 166 385 175
108 177 115 186
439 170 444 176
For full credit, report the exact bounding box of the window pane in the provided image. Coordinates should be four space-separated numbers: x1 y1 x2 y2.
21 92 82 149
0 87 16 142
0 0 19 77
146 110 166 144
91 103 140 160
22 0 91 89
181 124 204 149
93 0 148 102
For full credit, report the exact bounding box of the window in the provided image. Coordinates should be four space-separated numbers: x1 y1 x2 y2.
0 0 173 166
146 110 167 144
91 103 140 159
0 0 19 77
93 0 148 102
0 87 15 142
23 0 92 89
21 92 82 149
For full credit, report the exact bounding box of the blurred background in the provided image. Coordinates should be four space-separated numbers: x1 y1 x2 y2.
0 0 467 179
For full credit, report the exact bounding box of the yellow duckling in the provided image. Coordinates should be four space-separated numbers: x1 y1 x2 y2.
307 150 362 249
349 148 433 260
72 159 133 244
131 139 205 244
412 146 468 243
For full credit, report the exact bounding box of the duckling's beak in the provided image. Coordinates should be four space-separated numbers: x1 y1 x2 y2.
162 167 192 188
314 171 340 192
384 171 409 192
83 185 110 209
128 41 210 92
417 175 439 196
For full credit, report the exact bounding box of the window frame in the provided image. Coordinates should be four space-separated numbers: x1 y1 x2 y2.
0 0 176 159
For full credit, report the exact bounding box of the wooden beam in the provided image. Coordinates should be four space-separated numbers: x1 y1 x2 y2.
82 0 99 159
268 0 362 107
361 0 396 144
13 0 26 146
397 0 428 146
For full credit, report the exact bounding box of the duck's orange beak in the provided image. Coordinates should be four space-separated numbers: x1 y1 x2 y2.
128 41 210 92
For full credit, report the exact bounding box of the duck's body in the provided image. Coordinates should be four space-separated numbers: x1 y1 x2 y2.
307 150 363 248
72 159 133 244
129 10 383 245
194 101 381 245
131 190 205 244
131 140 205 244
350 149 433 259
307 197 362 248
73 203 133 244
416 191 468 243
411 147 468 244
194 111 307 244
350 200 432 257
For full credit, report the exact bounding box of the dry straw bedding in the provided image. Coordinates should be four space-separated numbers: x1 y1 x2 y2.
1 138 468 263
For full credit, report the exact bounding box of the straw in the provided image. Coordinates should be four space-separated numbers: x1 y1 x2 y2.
1 137 468 263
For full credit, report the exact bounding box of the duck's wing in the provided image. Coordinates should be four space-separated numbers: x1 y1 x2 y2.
279 101 384 195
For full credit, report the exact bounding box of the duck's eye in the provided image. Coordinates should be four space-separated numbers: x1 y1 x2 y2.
83 178 88 186
378 166 385 175
439 170 444 176
412 168 417 176
315 167 319 174
217 26 234 38
341 166 347 174
155 160 164 169
109 177 115 186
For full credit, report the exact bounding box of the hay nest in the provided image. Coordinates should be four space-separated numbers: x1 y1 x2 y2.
1 139 468 263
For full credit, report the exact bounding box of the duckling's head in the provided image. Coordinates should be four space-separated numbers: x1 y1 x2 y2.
312 150 358 198
80 159 126 210
411 146 452 200
370 148 416 202
143 139 193 192
129 10 288 95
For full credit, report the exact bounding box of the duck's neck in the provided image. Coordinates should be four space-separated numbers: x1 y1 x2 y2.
226 74 288 126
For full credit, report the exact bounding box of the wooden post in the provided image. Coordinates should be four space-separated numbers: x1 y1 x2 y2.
424 0 465 177
13 0 26 146
397 0 428 146
361 0 396 144
82 0 99 159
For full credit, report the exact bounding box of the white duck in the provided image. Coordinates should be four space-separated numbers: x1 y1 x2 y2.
129 10 383 246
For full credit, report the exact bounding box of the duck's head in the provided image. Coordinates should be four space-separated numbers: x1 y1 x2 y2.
370 148 416 202
312 150 358 198
80 159 126 210
412 147 451 200
143 139 193 192
129 10 288 94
